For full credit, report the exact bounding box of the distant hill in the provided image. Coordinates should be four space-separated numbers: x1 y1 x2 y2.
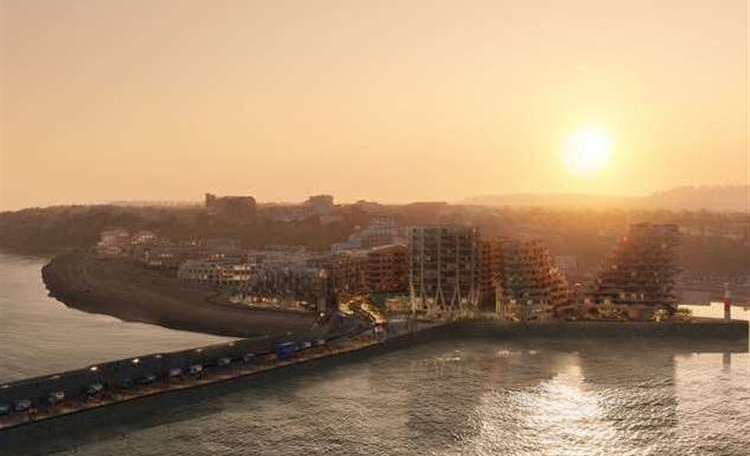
641 186 749 212
464 185 749 212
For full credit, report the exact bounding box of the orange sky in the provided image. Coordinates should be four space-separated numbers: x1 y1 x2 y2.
1 0 748 210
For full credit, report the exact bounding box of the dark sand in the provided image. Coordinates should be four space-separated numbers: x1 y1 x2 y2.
42 252 318 338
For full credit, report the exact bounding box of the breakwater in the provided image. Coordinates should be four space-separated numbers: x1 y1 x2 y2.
1 318 747 451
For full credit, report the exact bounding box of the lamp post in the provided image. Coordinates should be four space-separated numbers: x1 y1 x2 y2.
723 282 732 322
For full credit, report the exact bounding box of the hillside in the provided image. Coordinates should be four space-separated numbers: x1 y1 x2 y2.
0 205 353 255
465 185 749 212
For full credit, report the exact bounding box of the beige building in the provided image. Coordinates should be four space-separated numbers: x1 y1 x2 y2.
409 225 481 314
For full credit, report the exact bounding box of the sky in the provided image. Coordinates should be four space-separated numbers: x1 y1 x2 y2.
1 0 748 210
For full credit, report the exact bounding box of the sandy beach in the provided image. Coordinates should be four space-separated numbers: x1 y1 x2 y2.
41 252 319 339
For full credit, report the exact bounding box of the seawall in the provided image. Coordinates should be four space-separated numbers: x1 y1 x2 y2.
382 319 749 354
2 319 746 412
1 319 747 454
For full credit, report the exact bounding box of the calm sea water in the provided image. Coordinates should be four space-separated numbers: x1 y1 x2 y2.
38 337 748 456
1 252 749 455
0 252 232 383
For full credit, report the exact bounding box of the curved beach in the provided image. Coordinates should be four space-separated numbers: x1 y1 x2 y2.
41 252 318 339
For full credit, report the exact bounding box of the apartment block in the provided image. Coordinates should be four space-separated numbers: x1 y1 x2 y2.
177 259 254 287
491 238 569 320
309 250 368 299
409 225 481 313
588 223 680 318
366 244 408 294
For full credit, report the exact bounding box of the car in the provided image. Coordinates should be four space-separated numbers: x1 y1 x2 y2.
243 353 255 363
0 403 12 415
48 391 65 405
119 378 134 389
275 342 297 361
168 368 183 378
216 357 231 367
188 364 203 375
140 374 157 385
86 383 104 396
301 341 312 349
315 338 327 346
14 399 32 412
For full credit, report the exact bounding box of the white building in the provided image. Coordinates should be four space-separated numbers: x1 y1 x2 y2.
95 228 131 258
177 259 254 287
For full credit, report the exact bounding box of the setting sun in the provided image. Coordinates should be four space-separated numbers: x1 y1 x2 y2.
563 129 613 177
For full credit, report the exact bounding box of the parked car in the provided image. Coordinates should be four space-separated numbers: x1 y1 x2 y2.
140 374 157 385
243 353 255 363
14 399 32 412
275 342 297 361
188 364 203 375
0 403 12 415
168 368 183 378
217 357 231 367
48 391 65 405
86 383 104 396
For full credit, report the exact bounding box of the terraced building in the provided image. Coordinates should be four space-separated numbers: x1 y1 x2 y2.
490 238 569 320
588 223 680 319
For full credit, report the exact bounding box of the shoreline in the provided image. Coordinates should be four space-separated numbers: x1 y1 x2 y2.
42 251 321 339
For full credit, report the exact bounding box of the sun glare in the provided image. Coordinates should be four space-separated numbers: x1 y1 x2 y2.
563 129 613 176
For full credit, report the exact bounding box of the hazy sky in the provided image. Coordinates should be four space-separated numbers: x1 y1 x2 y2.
1 0 748 210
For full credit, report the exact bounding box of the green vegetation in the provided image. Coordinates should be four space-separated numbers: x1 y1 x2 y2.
0 205 353 255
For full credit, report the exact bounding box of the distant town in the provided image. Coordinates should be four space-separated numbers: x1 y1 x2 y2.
85 192 748 323
4 190 745 433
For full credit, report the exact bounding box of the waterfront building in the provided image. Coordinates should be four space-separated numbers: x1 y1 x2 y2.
311 250 368 299
409 225 481 314
588 223 680 319
366 244 408 294
479 239 503 311
177 259 254 287
490 238 569 320
241 263 330 312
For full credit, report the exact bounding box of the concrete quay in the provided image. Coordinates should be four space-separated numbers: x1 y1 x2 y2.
0 318 747 453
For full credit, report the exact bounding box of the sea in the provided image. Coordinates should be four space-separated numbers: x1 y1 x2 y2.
1 252 748 455
0 252 233 383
